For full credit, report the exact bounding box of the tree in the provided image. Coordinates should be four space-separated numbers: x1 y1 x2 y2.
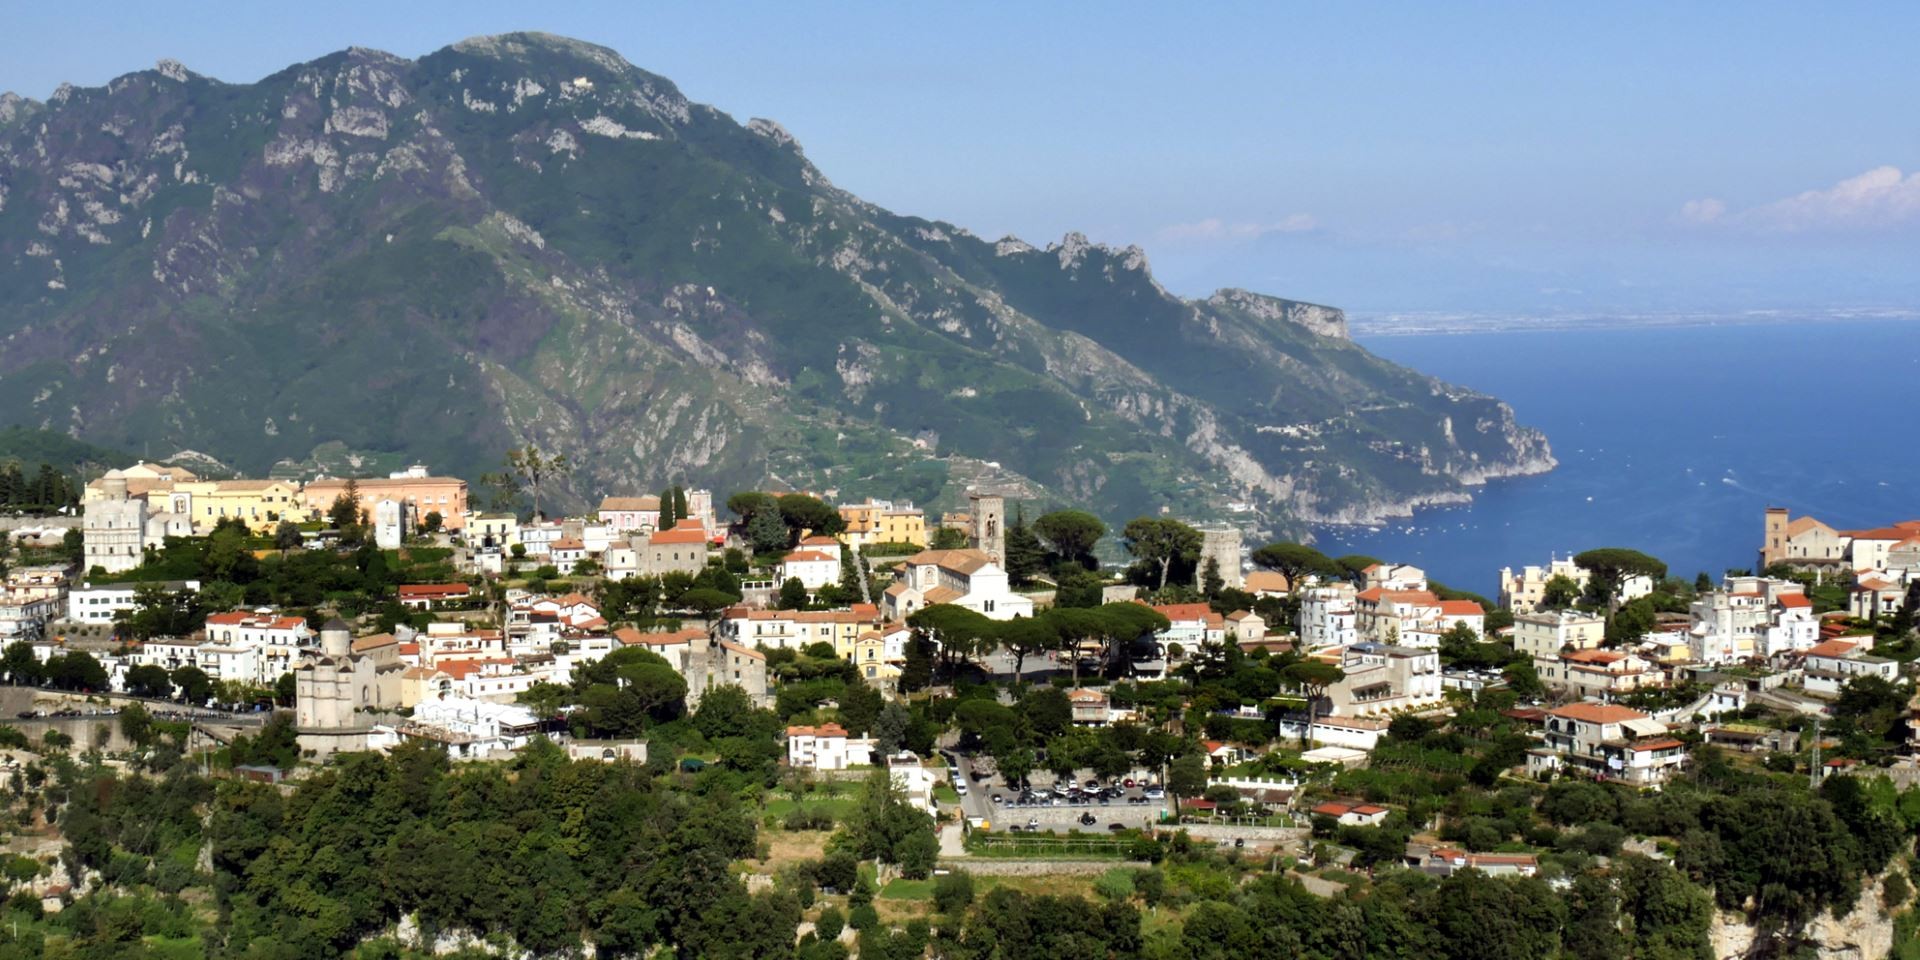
421 511 443 535
45 651 108 691
998 615 1058 682
679 587 740 622
778 494 843 539
1121 517 1202 592
746 509 789 554
60 527 84 565
873 702 910 756
1003 505 1046 585
0 641 43 686
1033 510 1106 570
328 480 362 531
1168 754 1208 804
272 519 304 551
274 672 297 707
1201 557 1225 598
932 870 975 915
672 486 690 525
1540 574 1582 610
1573 548 1667 605
124 664 174 699
1284 660 1345 745
777 577 809 610
170 666 213 705
1894 581 1920 637
506 445 571 521
658 486 679 529
1251 542 1338 592
929 526 969 550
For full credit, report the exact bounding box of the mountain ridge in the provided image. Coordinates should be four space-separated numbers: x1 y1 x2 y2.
0 31 1552 529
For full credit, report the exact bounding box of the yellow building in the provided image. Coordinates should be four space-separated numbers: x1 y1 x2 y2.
839 499 927 550
177 480 305 533
852 632 902 686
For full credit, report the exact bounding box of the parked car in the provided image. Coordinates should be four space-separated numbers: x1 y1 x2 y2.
991 794 1004 805
1079 812 1097 826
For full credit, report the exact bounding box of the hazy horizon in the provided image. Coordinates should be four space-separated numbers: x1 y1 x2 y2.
7 2 1915 315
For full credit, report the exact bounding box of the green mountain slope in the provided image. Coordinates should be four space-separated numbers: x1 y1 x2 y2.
0 33 1552 527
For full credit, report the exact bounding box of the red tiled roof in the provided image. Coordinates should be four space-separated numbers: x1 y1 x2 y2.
399 583 472 599
649 520 709 545
1153 603 1215 621
1776 594 1812 608
788 722 849 738
550 538 585 550
1844 522 1920 540
1310 802 1352 816
1549 702 1646 724
1351 804 1387 815
783 550 837 564
1804 639 1861 659
1628 738 1684 752
1563 649 1628 664
800 535 840 546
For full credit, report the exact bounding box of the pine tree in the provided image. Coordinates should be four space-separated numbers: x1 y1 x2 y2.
1003 504 1045 586
1202 557 1225 598
658 487 678 529
672 485 690 525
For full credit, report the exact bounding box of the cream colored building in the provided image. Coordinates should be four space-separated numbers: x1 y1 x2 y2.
1510 610 1606 659
839 499 929 550
176 479 303 533
880 548 1032 621
1498 555 1590 613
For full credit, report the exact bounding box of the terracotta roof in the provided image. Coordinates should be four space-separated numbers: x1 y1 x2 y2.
783 550 837 564
1225 610 1259 622
1844 523 1920 540
718 640 766 660
551 538 585 551
800 535 840 546
205 612 309 631
1468 853 1539 866
1628 738 1684 752
1548 703 1647 724
398 583 472 599
351 633 398 653
787 722 850 737
1804 639 1861 659
1437 600 1485 616
1244 571 1289 593
1351 804 1387 815
615 626 703 646
1775 594 1812 608
1563 649 1629 664
1857 578 1898 591
1204 740 1227 753
1310 802 1353 816
902 549 992 575
1153 603 1215 622
648 520 708 545
1784 516 1834 537
922 586 964 605
1066 688 1107 703
598 496 660 512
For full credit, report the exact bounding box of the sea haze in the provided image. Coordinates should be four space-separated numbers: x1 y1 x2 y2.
1315 317 1920 597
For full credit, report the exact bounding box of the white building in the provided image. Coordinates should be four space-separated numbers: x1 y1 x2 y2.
880 549 1033 621
1689 577 1816 663
779 549 841 590
373 498 412 550
1298 582 1359 651
785 722 875 770
370 697 545 759
203 609 316 684
1527 702 1685 786
1802 639 1899 696
67 580 202 625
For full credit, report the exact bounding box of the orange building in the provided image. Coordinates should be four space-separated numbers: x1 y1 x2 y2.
300 466 470 530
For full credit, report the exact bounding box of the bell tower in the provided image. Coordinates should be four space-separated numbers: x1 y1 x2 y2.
968 492 1004 567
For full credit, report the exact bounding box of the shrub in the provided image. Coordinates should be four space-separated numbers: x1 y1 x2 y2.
814 905 845 941
932 870 975 914
847 902 878 931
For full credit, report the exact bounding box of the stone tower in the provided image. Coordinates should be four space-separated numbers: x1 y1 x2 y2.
968 492 1005 567
1761 506 1790 570
320 618 352 659
1195 526 1244 591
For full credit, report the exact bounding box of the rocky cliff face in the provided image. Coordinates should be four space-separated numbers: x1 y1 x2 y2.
0 32 1552 523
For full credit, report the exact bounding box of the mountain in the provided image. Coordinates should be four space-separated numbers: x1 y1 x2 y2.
0 33 1552 529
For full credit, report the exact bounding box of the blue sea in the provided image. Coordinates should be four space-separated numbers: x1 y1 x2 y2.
1315 318 1920 598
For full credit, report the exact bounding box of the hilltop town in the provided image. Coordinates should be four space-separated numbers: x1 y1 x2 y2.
0 454 1917 957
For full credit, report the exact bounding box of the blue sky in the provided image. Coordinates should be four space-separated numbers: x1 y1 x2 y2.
5 2 1916 313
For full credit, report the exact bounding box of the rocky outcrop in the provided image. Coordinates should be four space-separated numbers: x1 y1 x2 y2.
1708 879 1898 960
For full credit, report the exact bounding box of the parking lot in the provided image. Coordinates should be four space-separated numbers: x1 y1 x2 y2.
945 751 1169 833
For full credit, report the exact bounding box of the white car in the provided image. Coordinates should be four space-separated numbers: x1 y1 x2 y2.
954 781 968 795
